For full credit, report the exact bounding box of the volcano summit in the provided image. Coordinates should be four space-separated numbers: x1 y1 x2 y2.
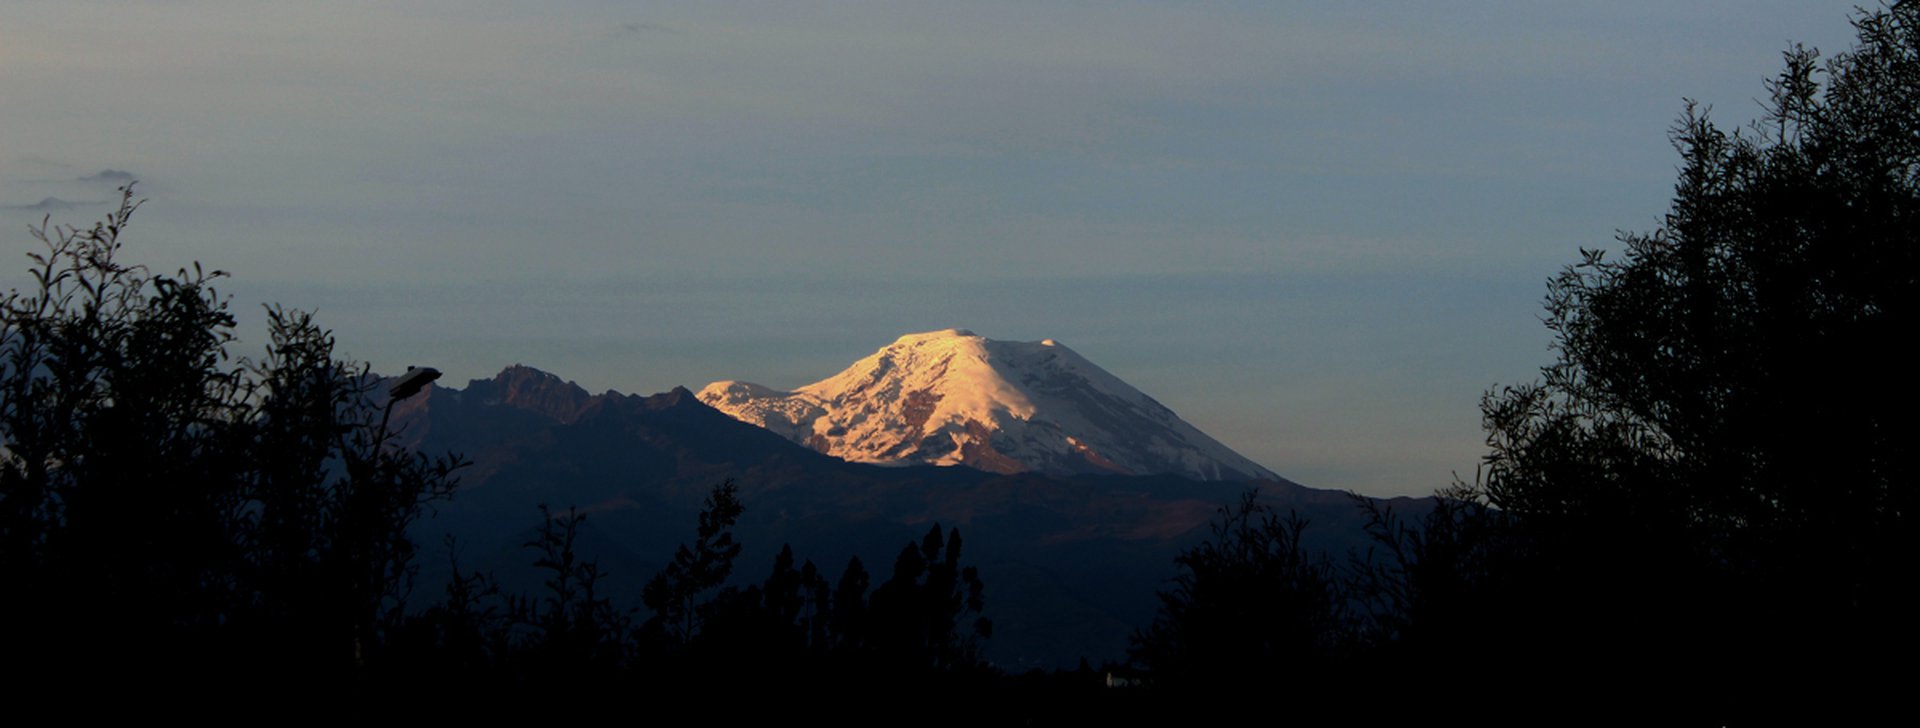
698 329 1279 481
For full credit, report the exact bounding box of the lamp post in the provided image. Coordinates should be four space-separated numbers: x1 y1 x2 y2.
351 365 439 668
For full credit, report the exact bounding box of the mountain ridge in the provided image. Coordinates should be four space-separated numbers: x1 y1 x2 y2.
383 360 1413 668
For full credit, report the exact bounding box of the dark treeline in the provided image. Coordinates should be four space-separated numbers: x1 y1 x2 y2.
7 3 1917 723
1132 3 1918 722
0 187 1077 721
384 483 1004 716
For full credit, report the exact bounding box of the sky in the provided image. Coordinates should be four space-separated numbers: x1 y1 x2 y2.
0 1 1872 496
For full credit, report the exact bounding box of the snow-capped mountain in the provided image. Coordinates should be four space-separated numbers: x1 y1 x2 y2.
697 329 1280 481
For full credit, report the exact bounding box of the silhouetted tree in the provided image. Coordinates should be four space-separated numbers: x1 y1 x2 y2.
1339 491 1543 704
1130 490 1343 689
389 535 508 678
830 555 871 656
240 305 466 673
2 189 243 640
687 542 836 683
641 479 744 644
514 505 625 671
754 543 833 655
0 185 465 701
1461 2 1919 712
865 523 991 673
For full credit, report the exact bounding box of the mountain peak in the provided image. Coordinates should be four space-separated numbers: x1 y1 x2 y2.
465 365 594 423
698 331 1280 481
893 328 978 344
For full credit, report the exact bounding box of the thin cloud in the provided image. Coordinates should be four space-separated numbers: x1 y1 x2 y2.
619 21 679 36
15 167 140 185
77 169 137 184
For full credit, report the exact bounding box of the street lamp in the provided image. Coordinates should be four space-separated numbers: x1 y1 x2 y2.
353 364 441 668
388 366 441 402
377 366 440 442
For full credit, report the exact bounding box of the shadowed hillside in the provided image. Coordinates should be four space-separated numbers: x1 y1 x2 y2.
395 366 1403 669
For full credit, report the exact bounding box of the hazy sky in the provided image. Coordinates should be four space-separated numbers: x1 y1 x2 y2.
1 2 1869 496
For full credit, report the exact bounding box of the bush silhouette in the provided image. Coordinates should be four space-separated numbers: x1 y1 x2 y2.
0 186 465 702
1460 2 1920 712
1130 490 1342 689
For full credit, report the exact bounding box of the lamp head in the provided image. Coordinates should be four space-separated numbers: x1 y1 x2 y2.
389 366 442 402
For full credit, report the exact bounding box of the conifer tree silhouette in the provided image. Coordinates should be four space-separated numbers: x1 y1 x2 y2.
641 479 744 644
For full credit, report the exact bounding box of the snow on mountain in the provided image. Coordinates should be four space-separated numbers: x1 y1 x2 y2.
698 329 1280 481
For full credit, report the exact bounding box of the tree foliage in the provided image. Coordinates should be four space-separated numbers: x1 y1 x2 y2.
866 523 992 673
1462 1 1920 703
641 478 745 644
515 505 626 671
1487 0 1916 540
0 186 466 694
1130 490 1342 688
